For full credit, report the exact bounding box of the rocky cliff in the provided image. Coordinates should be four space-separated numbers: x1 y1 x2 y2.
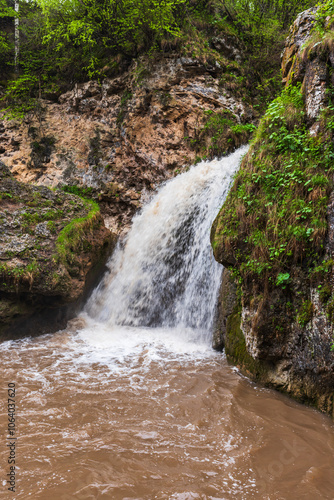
212 7 334 417
0 53 254 233
0 45 255 339
0 162 114 339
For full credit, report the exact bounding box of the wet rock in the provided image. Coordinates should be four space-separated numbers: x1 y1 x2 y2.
35 221 51 238
213 8 334 417
304 58 328 121
0 234 36 257
211 36 242 62
281 6 334 123
0 161 115 340
212 268 237 350
282 7 318 84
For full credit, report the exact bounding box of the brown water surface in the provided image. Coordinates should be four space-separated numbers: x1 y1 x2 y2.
0 320 333 500
2 149 334 499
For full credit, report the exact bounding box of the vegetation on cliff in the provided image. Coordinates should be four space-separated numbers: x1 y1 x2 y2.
213 3 334 303
0 0 314 119
212 5 334 415
212 84 334 287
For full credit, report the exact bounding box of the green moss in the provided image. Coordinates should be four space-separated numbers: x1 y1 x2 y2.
55 198 100 267
46 220 57 234
297 300 314 328
22 208 64 226
314 2 334 34
319 283 332 304
225 305 268 377
311 257 333 280
0 192 13 200
327 298 334 322
212 83 334 292
191 110 255 159
116 90 133 126
61 185 94 198
0 260 41 292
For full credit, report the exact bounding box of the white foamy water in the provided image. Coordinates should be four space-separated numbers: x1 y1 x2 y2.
46 146 247 373
83 146 248 352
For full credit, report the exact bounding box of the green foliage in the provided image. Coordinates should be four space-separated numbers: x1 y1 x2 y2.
0 259 40 291
220 0 314 46
315 0 334 33
1 4 61 120
0 0 315 123
231 123 256 134
217 0 315 107
213 83 334 290
0 0 19 76
1 0 314 117
276 272 290 289
35 0 187 77
311 257 334 279
0 0 16 55
62 185 94 197
318 283 332 304
192 110 256 158
3 74 39 119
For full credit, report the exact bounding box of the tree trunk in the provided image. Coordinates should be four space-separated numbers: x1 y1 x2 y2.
14 0 19 72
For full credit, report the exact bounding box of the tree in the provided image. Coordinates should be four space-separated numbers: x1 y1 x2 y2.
36 0 187 72
0 0 16 60
217 0 315 48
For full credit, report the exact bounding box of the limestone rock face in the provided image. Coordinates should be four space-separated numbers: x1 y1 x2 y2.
212 268 237 351
281 7 318 85
215 267 334 416
0 161 115 339
282 7 330 122
0 56 254 233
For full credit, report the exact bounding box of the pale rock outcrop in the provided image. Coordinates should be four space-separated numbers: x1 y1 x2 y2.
0 55 254 233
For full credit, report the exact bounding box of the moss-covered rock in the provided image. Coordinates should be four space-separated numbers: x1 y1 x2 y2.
211 8 334 417
0 161 115 339
215 269 272 377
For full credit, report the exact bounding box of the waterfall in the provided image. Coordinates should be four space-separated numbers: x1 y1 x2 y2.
85 146 247 344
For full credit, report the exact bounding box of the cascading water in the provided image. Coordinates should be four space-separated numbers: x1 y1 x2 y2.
85 146 248 342
1 146 334 500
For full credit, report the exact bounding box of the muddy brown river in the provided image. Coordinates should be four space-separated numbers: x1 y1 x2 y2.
0 324 334 499
1 149 334 499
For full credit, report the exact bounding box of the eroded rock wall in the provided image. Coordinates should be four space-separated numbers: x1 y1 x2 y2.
0 55 254 233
